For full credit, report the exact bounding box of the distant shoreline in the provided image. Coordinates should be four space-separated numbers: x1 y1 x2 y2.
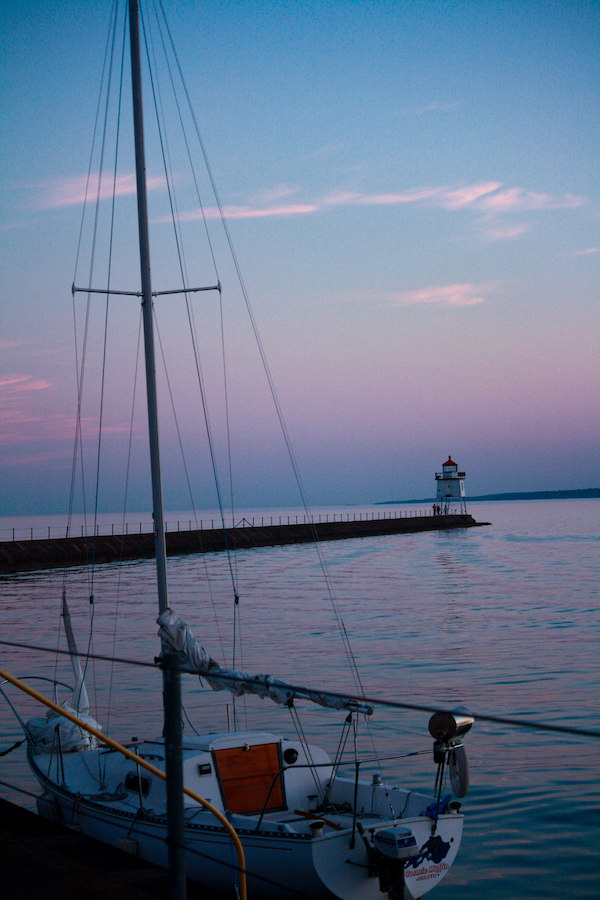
378 488 600 505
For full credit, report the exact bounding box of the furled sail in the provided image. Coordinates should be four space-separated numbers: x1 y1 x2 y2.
26 593 102 753
158 609 373 715
27 704 102 753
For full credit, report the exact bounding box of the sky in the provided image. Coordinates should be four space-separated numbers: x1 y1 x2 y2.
1 0 598 517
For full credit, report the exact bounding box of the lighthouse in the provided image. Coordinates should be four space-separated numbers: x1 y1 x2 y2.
435 455 467 514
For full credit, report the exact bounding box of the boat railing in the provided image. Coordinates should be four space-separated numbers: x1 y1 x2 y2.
0 665 248 900
1 506 466 542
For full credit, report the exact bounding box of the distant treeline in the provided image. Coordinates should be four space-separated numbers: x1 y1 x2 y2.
379 488 600 505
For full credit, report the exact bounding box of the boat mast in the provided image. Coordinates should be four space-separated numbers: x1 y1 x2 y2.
128 0 168 615
128 2 186 897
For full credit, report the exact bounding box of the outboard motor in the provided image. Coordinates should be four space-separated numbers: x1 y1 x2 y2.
373 826 419 861
371 826 419 899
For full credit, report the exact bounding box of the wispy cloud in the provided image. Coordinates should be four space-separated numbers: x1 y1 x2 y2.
476 187 585 213
340 282 492 308
162 180 586 226
0 374 51 392
248 184 300 204
361 187 442 206
571 246 599 256
38 173 165 209
0 373 63 449
0 408 71 447
387 283 489 307
439 182 502 209
171 202 319 222
485 223 531 241
0 401 128 448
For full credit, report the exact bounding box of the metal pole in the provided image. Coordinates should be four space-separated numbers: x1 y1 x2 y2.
128 3 186 897
128 0 168 613
163 652 187 900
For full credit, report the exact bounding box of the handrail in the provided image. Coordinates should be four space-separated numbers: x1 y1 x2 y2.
0 666 247 900
1 507 460 541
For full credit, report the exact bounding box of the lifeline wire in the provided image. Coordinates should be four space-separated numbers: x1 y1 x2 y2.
1 639 598 741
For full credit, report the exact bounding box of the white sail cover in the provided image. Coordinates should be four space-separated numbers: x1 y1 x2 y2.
27 703 102 753
157 609 373 715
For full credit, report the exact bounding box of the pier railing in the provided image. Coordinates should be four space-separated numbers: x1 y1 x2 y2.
1 507 464 543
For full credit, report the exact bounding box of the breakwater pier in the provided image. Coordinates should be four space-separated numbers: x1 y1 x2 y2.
0 509 485 575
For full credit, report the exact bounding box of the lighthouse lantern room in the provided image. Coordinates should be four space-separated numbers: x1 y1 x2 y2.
435 455 467 514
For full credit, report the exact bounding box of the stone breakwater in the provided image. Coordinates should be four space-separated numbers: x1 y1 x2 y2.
0 513 486 575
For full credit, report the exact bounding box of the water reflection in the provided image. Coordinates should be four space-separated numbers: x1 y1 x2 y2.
0 500 598 898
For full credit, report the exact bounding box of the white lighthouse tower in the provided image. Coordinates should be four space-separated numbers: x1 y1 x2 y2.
435 455 467 514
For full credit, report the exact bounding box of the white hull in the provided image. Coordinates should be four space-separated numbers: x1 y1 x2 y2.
29 730 463 899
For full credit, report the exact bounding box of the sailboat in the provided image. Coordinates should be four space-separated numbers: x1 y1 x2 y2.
23 2 474 898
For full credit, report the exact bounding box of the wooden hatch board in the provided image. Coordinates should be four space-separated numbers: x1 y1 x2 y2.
213 742 285 814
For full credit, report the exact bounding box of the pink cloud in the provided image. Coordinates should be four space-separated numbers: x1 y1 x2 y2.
485 223 531 240
221 203 319 219
39 173 165 209
572 246 599 256
439 182 502 208
0 405 130 448
321 190 364 206
388 282 489 307
0 374 51 392
155 180 587 226
361 187 442 205
0 410 72 446
476 187 585 212
172 202 319 222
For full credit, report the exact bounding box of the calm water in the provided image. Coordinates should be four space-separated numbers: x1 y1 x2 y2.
1 499 598 899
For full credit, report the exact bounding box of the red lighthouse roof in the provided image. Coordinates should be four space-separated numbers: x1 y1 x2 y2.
443 455 457 467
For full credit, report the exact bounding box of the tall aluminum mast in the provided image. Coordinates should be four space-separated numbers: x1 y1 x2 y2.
127 2 186 897
128 0 168 613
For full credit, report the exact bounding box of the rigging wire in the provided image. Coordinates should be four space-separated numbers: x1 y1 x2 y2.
152 310 227 661
151 0 241 587
1 638 599 741
105 307 144 736
149 1 243 643
81 0 128 725
76 0 134 734
141 2 236 668
154 0 368 713
141 4 236 589
61 0 122 687
59 0 122 709
286 704 325 801
140 3 245 728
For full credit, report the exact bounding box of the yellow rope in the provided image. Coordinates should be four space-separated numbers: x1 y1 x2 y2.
0 665 247 900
